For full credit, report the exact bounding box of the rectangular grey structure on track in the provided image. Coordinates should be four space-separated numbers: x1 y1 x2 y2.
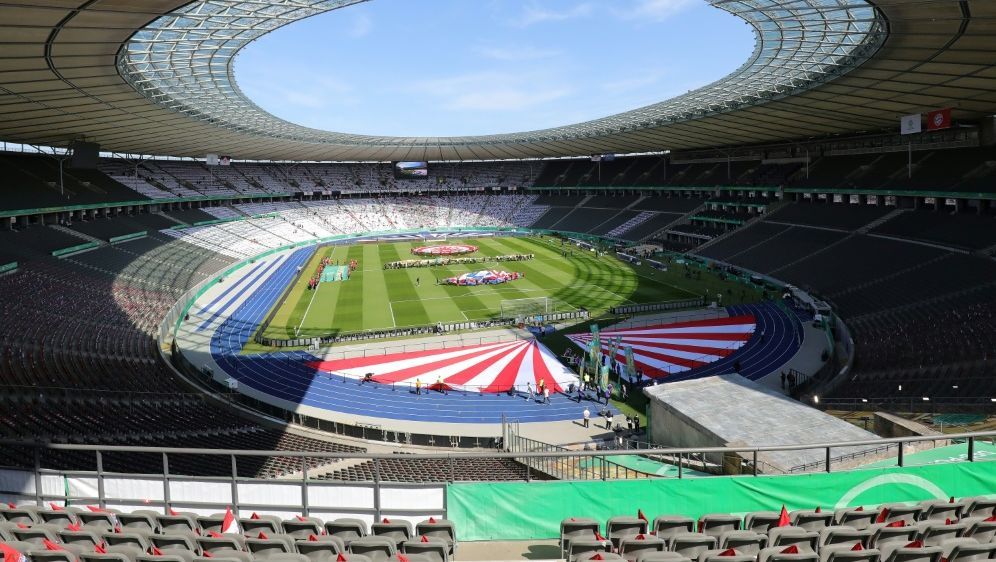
644 375 882 473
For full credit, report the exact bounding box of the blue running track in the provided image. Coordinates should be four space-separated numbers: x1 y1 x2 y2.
207 248 615 424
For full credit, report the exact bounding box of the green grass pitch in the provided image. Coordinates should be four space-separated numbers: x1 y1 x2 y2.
258 236 758 340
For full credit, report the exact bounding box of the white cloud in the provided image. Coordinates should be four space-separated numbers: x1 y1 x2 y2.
511 2 593 27
409 71 572 112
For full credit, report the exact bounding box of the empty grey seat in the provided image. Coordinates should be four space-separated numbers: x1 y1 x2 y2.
261 554 311 562
577 553 625 562
1 509 39 525
199 554 252 562
719 531 766 554
296 539 343 562
401 537 449 562
38 510 77 529
669 534 717 559
283 519 324 539
819 545 881 562
27 553 76 562
697 549 755 562
653 517 694 539
878 543 942 562
869 525 918 549
106 544 147 562
966 519 996 542
745 513 781 534
636 553 691 562
568 538 612 562
414 519 456 553
964 499 996 519
349 536 396 562
941 538 996 562
11 527 59 545
59 529 104 548
821 527 872 549
80 554 132 562
297 536 345 552
118 514 158 534
768 528 819 552
791 511 834 531
607 517 648 549
877 506 923 526
139 553 195 562
919 501 966 523
157 516 197 534
371 521 412 550
330 555 371 562
759 545 821 562
327 519 369 547
917 522 968 547
151 534 198 552
619 535 666 562
0 523 15 542
698 515 741 539
241 518 281 536
197 516 233 536
79 512 117 530
835 510 878 531
562 518 601 557
246 538 293 559
103 532 151 550
196 536 245 554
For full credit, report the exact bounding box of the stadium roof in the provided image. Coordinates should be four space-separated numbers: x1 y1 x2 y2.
0 0 995 161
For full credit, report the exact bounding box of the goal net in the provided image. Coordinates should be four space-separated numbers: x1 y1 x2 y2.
500 297 573 321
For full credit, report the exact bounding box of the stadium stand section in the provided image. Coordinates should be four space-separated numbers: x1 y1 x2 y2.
1 146 996 476
694 200 996 405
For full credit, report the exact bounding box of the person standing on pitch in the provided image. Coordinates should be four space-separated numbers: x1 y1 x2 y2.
543 387 550 405
415 378 422 395
582 408 590 428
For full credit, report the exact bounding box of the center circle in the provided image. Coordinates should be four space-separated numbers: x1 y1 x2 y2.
411 244 478 256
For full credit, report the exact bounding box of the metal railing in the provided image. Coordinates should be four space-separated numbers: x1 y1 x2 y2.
3 430 993 484
505 431 653 481
1 431 994 516
608 297 705 315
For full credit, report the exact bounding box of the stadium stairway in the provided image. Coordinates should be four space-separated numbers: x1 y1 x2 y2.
201 248 616 425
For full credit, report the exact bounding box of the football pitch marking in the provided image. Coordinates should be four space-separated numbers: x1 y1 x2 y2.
535 235 700 300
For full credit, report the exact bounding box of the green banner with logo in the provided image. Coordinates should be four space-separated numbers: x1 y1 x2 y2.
446 460 996 540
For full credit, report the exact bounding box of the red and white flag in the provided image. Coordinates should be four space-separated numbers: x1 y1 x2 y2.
221 506 238 534
927 108 952 131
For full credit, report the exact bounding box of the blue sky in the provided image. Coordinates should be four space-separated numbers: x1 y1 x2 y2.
235 0 754 138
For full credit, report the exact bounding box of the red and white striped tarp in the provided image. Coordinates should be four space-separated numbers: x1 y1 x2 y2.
567 315 756 379
307 339 577 393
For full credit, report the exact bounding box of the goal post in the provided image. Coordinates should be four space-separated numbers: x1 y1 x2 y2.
500 297 575 320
